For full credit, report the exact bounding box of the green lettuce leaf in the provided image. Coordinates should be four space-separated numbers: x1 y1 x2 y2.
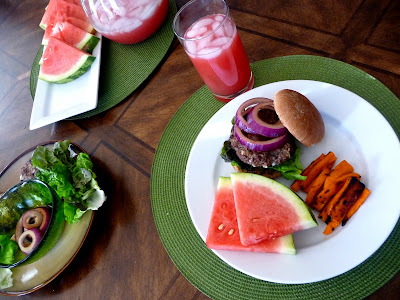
0 268 13 289
268 147 306 181
221 140 306 181
0 234 19 265
31 140 106 224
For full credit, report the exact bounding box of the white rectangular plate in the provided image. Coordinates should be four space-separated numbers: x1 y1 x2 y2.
30 33 102 130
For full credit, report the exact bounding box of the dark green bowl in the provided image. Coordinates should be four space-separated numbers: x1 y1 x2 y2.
0 179 65 268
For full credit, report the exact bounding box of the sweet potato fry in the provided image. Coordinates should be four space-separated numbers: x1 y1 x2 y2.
342 188 371 225
323 220 340 235
313 172 360 212
291 153 326 192
323 160 354 187
323 178 365 234
318 176 353 223
301 152 337 192
296 153 370 235
305 167 331 207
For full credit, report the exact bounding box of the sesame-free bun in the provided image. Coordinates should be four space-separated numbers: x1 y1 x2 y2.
274 89 325 147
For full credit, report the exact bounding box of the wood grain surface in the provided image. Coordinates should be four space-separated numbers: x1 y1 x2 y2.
0 0 399 299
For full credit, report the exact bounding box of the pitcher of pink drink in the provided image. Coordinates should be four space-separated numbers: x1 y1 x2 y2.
80 0 169 44
173 0 254 103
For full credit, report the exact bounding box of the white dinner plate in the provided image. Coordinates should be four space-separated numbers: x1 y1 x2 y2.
184 80 400 284
30 33 102 130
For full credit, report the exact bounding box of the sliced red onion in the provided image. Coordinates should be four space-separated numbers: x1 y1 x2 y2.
234 107 257 134
34 207 51 231
17 228 44 255
235 98 274 134
247 103 289 137
234 125 290 152
21 209 43 229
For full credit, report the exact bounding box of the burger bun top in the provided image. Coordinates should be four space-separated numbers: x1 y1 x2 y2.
274 89 325 147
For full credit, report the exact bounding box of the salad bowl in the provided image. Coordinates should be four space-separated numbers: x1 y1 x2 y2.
0 179 64 268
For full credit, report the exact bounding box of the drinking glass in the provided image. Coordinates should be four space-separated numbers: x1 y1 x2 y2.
173 0 254 103
81 0 169 44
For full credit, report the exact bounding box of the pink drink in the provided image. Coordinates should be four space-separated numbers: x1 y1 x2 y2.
84 0 168 44
184 14 253 102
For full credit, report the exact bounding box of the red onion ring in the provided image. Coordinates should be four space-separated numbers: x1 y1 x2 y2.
234 125 291 152
18 228 44 255
234 107 257 134
34 207 51 231
21 209 43 229
247 103 288 137
235 98 274 134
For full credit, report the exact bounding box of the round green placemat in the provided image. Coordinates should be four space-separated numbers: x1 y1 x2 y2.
151 55 400 300
29 0 176 120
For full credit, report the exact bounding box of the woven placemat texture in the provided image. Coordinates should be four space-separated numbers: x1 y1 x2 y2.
151 55 400 300
30 0 176 120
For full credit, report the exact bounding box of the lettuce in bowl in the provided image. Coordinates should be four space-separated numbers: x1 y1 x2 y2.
31 140 106 223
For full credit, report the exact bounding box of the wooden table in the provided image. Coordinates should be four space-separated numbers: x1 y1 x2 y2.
0 0 399 298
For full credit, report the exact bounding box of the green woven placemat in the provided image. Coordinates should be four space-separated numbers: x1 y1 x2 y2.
29 0 176 120
151 55 400 300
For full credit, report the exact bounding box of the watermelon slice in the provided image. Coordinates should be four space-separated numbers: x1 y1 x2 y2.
206 177 296 254
40 0 93 32
42 22 100 53
231 173 317 246
39 37 95 84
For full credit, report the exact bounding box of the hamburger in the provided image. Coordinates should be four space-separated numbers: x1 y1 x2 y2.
221 89 325 180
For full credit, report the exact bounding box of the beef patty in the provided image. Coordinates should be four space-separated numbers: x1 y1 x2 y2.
229 127 296 168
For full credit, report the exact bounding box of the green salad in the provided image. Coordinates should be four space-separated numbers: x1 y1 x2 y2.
31 140 106 224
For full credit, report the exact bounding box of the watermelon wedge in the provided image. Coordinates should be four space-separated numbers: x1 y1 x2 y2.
231 173 317 246
206 177 296 254
42 22 100 53
39 37 95 84
40 0 93 32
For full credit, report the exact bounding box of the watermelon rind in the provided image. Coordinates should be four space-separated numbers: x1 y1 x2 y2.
39 54 95 84
80 34 100 53
42 31 99 53
277 234 296 255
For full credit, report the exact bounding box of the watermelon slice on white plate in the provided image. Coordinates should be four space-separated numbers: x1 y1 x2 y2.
39 37 95 84
39 0 92 31
42 21 100 53
30 33 102 130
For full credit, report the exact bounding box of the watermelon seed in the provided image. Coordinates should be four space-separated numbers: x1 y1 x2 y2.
252 218 260 222
218 224 224 230
228 229 234 235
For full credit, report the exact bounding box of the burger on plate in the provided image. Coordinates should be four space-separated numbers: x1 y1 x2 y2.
221 89 325 180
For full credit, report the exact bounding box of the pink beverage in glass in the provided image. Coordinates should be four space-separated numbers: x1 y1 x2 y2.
82 0 169 44
183 13 253 102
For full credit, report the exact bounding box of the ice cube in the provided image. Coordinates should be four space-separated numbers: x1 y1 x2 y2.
214 14 224 22
223 24 235 38
99 12 110 24
128 5 145 18
141 3 157 20
212 22 221 32
122 19 143 32
184 40 197 55
128 0 150 9
210 36 231 48
191 17 214 30
185 26 207 38
195 35 214 51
